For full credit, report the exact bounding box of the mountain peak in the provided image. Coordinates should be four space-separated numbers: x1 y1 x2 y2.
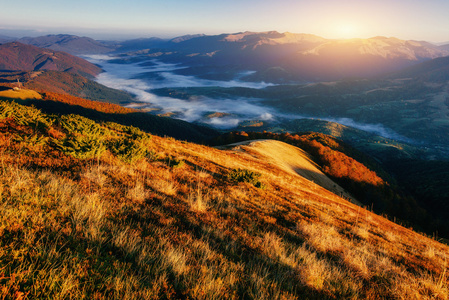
300 36 449 60
170 34 206 43
223 31 282 42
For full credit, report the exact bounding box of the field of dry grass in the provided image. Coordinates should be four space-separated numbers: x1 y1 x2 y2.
0 88 42 100
0 100 448 299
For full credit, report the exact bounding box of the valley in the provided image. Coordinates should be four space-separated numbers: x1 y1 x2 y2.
87 52 449 157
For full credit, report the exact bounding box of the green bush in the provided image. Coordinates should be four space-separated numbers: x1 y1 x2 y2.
0 101 157 162
51 135 106 159
0 100 53 131
125 126 150 141
109 137 148 164
227 168 265 189
165 156 185 168
104 122 150 143
50 114 109 159
57 114 107 138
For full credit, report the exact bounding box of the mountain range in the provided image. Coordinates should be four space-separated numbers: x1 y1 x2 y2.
110 31 449 82
389 55 449 82
4 32 449 82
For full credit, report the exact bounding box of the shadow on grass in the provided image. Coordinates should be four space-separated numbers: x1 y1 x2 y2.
122 196 340 299
11 98 219 144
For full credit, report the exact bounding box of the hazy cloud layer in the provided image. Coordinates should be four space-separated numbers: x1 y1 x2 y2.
323 117 412 142
85 55 276 128
85 55 411 140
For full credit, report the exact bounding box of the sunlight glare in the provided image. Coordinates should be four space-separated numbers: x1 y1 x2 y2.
335 23 359 39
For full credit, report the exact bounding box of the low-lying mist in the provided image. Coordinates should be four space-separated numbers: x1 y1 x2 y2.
85 55 410 140
322 117 413 142
85 55 276 128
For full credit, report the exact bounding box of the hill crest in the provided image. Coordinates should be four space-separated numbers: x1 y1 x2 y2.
0 42 102 77
220 139 355 202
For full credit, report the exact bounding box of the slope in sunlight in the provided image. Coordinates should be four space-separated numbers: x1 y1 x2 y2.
0 87 42 100
0 99 448 299
219 139 354 201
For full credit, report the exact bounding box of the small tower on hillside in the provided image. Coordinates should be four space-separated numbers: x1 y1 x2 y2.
13 78 22 91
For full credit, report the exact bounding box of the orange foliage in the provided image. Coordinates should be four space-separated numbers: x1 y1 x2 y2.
0 118 84 174
297 135 384 186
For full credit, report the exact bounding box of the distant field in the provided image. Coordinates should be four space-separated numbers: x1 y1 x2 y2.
0 88 42 100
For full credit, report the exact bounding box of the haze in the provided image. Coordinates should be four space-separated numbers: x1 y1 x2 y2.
1 0 449 42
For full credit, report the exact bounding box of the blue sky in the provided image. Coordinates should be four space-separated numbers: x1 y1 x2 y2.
1 0 449 42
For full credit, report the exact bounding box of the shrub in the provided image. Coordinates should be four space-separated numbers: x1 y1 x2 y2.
0 100 53 132
109 137 148 164
50 114 108 159
51 135 106 159
165 156 185 168
57 114 107 138
227 168 265 189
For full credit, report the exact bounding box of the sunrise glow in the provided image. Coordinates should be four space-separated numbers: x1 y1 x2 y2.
1 0 449 41
335 23 360 39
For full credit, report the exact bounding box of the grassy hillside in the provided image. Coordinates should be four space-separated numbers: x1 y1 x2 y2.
212 131 448 238
0 88 42 100
1 100 448 299
220 139 355 202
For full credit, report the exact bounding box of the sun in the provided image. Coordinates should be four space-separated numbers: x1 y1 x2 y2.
335 23 359 39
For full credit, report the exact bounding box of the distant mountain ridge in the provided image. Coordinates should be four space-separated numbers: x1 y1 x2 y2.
107 31 449 82
7 32 449 82
0 34 14 44
299 37 445 60
17 34 116 55
439 43 449 51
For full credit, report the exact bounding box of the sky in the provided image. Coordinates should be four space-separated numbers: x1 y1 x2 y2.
1 0 449 42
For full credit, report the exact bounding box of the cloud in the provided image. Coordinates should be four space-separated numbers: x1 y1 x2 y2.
85 55 276 126
259 113 274 121
278 112 413 142
85 55 412 141
323 117 413 142
205 117 242 129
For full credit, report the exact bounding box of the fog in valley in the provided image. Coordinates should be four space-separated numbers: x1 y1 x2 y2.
85 55 278 128
86 55 410 141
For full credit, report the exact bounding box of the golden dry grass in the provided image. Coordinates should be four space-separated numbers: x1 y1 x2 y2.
0 102 448 299
235 140 353 200
0 88 42 100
